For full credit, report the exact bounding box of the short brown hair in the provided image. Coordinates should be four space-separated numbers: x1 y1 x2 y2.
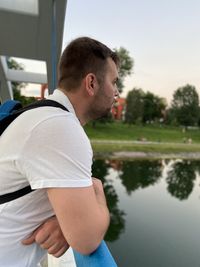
58 37 119 91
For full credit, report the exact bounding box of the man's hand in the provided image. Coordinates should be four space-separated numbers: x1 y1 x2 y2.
22 216 69 258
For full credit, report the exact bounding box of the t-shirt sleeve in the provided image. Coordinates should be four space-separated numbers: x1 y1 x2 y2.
16 115 93 189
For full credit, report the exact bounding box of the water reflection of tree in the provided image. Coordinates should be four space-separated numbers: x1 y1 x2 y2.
92 159 125 242
191 160 200 176
119 160 162 194
166 160 196 200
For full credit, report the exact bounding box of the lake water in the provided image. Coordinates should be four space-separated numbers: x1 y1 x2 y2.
92 159 200 267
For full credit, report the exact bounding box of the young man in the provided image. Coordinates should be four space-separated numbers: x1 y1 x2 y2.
0 37 119 266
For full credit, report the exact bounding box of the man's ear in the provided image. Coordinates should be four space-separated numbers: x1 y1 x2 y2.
85 73 97 96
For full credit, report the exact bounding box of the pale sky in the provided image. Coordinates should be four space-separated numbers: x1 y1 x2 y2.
21 0 200 106
62 0 200 105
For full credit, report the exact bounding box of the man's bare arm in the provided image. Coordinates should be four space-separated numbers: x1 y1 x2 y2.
47 178 110 255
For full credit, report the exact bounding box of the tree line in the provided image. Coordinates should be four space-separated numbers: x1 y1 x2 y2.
124 84 200 127
113 48 199 127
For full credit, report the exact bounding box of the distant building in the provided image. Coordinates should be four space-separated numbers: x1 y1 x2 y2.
112 98 126 120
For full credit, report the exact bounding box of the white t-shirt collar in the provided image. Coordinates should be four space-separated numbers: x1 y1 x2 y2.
47 89 77 118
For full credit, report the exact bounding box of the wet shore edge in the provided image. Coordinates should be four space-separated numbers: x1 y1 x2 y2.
94 151 200 160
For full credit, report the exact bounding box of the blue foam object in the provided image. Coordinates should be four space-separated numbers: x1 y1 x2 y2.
73 241 118 267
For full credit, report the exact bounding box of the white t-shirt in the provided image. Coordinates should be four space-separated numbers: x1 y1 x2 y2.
0 89 93 267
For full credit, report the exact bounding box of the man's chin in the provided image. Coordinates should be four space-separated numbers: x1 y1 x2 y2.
97 110 112 120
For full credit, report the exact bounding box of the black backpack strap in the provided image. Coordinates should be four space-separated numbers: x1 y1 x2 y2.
0 99 69 204
0 99 69 136
0 186 33 204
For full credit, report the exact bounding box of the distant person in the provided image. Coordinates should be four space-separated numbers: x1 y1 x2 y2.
0 36 119 266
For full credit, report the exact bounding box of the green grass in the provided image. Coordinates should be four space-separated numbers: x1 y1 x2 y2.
84 122 200 154
91 141 200 153
85 122 200 143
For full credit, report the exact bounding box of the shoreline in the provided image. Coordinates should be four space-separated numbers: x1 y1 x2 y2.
91 139 200 159
94 151 200 160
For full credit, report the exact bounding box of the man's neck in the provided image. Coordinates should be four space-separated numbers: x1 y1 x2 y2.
59 88 88 126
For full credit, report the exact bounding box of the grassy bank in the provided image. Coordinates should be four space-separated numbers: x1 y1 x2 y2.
84 122 200 154
91 141 200 153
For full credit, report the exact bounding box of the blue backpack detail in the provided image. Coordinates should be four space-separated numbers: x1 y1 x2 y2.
0 100 22 120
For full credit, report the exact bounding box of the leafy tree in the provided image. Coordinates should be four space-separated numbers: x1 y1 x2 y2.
119 160 162 195
165 108 177 125
125 89 167 125
125 88 144 124
114 47 134 93
142 92 166 123
7 58 36 106
170 84 199 126
166 160 196 200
